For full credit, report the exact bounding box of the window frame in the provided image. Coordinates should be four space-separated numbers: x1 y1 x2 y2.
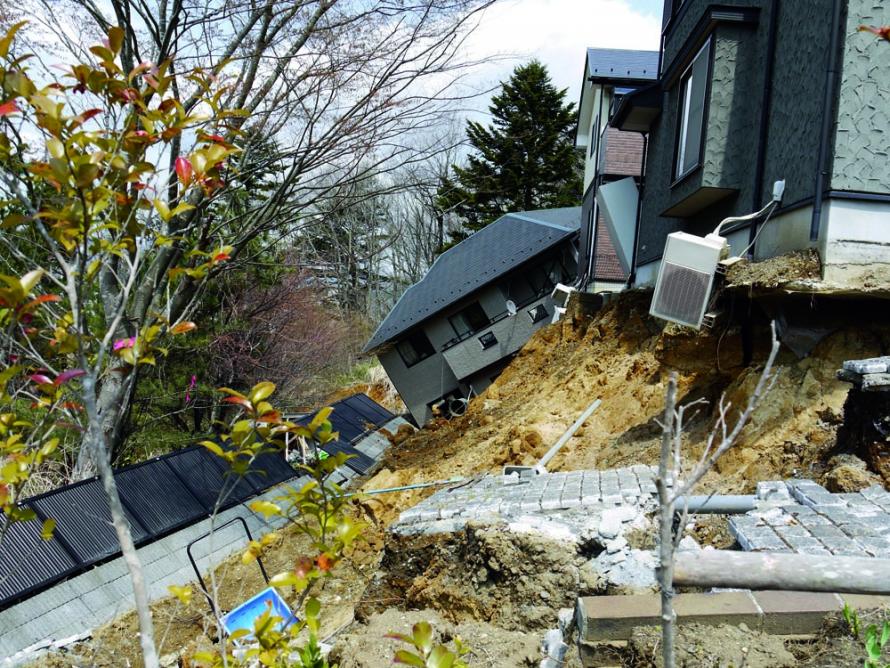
672 37 713 185
395 330 436 368
528 304 549 324
447 301 490 339
478 331 498 350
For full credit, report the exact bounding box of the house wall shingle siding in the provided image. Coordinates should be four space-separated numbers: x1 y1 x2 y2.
636 0 842 267
831 0 890 195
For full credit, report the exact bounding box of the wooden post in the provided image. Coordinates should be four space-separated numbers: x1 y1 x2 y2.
674 550 890 594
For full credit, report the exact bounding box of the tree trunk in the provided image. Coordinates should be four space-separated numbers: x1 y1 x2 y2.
82 373 159 668
656 373 678 668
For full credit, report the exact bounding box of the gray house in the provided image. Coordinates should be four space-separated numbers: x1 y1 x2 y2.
364 208 581 425
610 0 890 287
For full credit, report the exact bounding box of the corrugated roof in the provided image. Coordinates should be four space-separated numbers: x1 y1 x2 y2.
364 207 581 353
586 47 659 82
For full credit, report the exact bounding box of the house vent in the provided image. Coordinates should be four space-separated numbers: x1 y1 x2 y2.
650 232 726 329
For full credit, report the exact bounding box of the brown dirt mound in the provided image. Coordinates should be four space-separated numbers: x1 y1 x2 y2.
725 249 822 288
379 290 889 499
330 608 577 668
627 623 797 667
357 523 595 632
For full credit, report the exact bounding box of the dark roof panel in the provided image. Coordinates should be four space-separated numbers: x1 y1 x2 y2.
364 208 581 352
586 48 659 82
0 516 79 606
116 461 207 536
30 480 149 563
346 393 396 424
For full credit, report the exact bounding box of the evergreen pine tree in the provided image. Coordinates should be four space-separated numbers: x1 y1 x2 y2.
439 60 582 243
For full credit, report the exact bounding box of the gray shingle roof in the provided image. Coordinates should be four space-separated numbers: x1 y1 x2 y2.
363 207 581 353
586 48 659 82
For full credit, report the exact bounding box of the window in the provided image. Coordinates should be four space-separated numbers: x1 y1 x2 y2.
499 279 534 306
526 258 566 295
448 302 489 338
478 332 497 349
675 38 711 181
589 113 600 158
528 305 549 323
396 330 435 367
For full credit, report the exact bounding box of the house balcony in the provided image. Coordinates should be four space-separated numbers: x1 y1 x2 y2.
441 294 552 382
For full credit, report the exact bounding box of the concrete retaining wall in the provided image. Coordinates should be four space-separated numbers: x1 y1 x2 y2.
0 420 406 663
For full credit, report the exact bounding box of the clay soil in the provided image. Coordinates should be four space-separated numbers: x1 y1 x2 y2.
32 288 890 666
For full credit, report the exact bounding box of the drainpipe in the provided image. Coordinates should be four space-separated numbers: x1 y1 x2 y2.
747 0 780 256
627 132 649 288
583 83 607 291
810 0 844 242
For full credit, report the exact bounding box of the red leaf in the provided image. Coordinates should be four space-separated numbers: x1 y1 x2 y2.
30 373 52 385
213 252 230 262
170 320 197 335
222 396 253 410
175 157 193 185
0 100 19 116
55 369 86 385
315 553 334 572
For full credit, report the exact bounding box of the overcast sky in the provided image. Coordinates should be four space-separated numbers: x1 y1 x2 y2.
462 0 663 113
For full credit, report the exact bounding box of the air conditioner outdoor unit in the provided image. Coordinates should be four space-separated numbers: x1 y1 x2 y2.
650 232 727 329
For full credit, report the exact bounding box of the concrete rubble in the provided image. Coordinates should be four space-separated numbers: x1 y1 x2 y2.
730 479 890 557
837 355 890 391
391 466 677 595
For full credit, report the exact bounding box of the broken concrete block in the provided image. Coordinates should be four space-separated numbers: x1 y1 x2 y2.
843 356 890 375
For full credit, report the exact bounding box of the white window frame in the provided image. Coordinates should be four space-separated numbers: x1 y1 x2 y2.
675 38 712 181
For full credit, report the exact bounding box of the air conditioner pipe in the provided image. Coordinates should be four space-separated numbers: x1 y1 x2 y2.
673 494 757 514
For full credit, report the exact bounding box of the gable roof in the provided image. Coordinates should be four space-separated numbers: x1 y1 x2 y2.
585 47 659 82
363 207 581 353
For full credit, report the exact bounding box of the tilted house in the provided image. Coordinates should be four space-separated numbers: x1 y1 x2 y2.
364 208 581 425
575 47 660 292
610 0 890 288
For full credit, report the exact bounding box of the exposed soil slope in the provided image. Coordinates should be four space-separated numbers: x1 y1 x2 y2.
371 290 888 502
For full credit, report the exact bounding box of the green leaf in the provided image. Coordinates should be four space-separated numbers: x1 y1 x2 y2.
249 381 275 404
0 21 27 59
47 138 65 159
249 500 281 518
199 440 224 457
40 518 56 540
427 646 456 668
393 650 426 667
304 597 321 620
153 198 171 222
413 621 433 654
883 620 890 649
107 26 125 55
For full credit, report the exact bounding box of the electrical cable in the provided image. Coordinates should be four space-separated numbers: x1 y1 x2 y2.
735 201 778 259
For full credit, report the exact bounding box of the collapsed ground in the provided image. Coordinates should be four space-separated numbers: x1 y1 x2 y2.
37 279 890 666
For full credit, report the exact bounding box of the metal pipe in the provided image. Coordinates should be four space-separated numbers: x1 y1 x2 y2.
536 398 602 473
748 0 780 255
344 477 466 498
810 0 844 242
675 550 890 594
675 494 757 514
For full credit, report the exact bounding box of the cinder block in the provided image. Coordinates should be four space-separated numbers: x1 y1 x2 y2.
837 594 890 611
137 538 174 565
754 591 843 634
81 582 123 614
37 598 91 635
577 592 761 642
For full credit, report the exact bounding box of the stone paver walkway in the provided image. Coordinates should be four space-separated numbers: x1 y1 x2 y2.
731 479 890 557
